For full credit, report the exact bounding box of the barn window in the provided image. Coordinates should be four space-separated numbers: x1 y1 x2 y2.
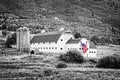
31 50 34 54
61 48 63 50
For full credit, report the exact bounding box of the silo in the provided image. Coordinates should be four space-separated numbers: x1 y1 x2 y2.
17 27 30 52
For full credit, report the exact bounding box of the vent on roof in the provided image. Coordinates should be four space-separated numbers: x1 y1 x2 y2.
41 30 45 33
59 27 64 31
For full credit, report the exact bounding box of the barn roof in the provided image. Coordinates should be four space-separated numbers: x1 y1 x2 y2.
66 39 80 44
89 41 97 49
30 30 73 44
30 33 61 43
81 36 90 40
66 39 97 49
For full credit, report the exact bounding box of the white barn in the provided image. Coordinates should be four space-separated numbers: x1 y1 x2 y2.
30 30 74 53
30 30 97 58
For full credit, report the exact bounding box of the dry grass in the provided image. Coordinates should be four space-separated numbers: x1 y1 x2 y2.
0 45 120 80
97 45 120 57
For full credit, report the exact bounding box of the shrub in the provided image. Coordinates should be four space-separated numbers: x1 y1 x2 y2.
88 59 98 64
74 32 81 38
5 33 16 47
96 55 120 69
36 51 43 55
43 69 54 76
0 64 20 69
59 50 84 63
55 62 67 68
38 52 44 55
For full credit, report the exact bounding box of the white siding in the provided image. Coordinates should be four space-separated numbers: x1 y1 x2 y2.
88 49 97 58
30 33 74 53
30 33 97 58
57 33 74 52
30 42 59 53
66 43 88 57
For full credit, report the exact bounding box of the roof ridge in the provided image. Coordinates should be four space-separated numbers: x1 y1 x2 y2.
35 32 61 36
66 39 80 44
35 31 62 36
30 33 61 43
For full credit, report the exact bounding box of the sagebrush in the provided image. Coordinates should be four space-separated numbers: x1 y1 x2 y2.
96 55 120 69
59 50 84 63
55 62 67 68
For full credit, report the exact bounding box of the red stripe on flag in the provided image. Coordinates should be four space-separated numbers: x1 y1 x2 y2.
82 44 88 54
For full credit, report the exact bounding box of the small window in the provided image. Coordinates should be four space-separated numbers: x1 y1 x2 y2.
68 48 69 50
31 50 34 54
55 47 57 49
89 51 91 53
41 47 42 49
61 48 63 50
49 47 51 49
52 47 54 49
61 39 63 41
46 47 48 49
79 48 81 50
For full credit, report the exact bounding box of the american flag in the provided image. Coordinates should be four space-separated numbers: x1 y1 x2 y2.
81 43 88 54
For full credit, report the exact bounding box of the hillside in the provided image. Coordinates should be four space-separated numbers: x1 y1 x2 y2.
0 0 120 43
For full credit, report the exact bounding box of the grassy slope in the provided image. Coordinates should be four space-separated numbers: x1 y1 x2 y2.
0 46 120 80
0 0 120 39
